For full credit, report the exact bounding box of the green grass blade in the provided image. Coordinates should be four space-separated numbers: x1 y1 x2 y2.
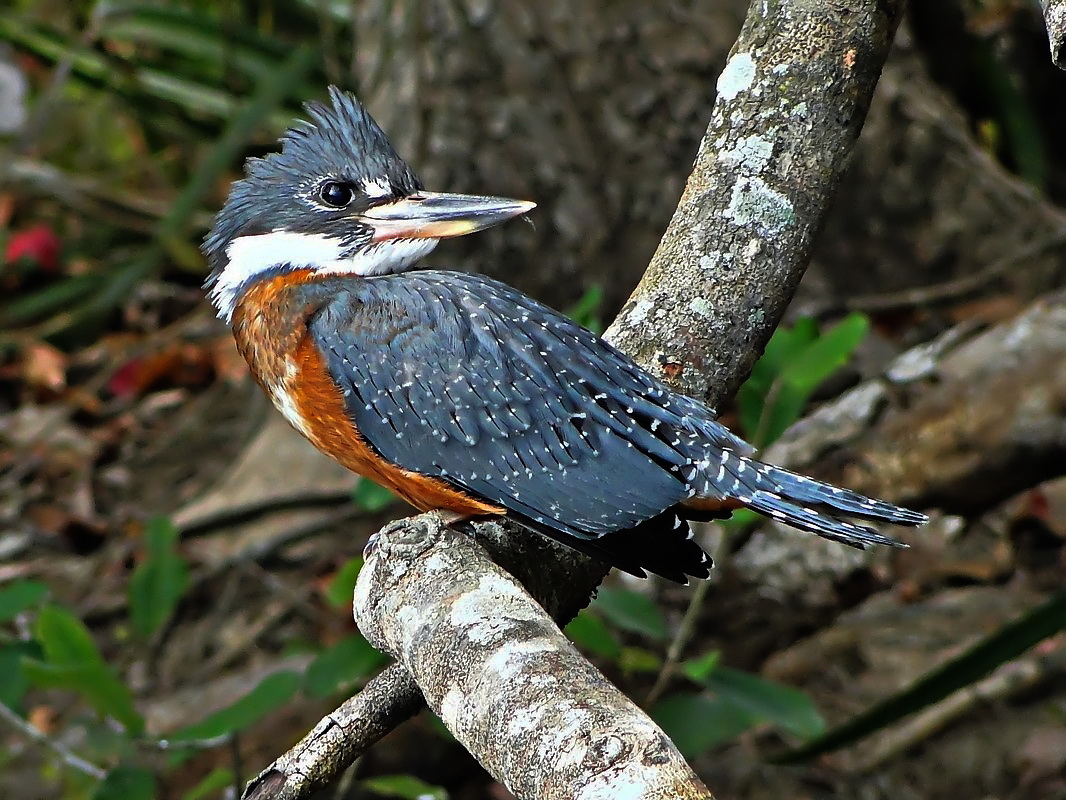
773 587 1066 762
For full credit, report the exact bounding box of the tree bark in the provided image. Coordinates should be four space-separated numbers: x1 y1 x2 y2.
355 517 713 800
1042 0 1066 68
606 0 904 407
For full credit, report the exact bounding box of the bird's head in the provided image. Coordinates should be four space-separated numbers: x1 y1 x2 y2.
203 87 535 322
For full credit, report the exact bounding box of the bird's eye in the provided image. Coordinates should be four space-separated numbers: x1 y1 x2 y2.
318 181 356 208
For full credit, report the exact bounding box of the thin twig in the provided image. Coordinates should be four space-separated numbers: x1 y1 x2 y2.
646 578 710 708
849 229 1066 312
645 523 732 708
845 638 1066 772
0 700 106 780
178 491 358 538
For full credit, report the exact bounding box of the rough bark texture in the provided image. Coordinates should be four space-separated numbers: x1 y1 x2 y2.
244 665 422 800
350 1 745 313
242 524 610 800
354 516 713 800
604 1 903 406
1043 0 1066 68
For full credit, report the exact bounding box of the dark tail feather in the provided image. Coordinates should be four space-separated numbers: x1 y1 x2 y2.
516 510 712 584
705 453 927 550
757 463 928 526
745 490 905 549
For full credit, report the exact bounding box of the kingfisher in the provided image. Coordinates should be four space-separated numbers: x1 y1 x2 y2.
203 87 926 583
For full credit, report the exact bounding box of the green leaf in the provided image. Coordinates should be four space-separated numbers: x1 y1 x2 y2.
35 604 106 668
21 660 143 734
651 692 759 758
0 641 42 709
717 508 760 531
424 710 456 743
592 587 668 641
304 635 388 699
780 313 869 396
698 666 825 740
129 516 189 637
353 481 399 513
736 318 818 440
180 767 234 800
361 774 448 800
680 650 721 682
564 611 621 660
92 765 156 800
324 557 364 608
971 38 1048 190
0 580 48 622
775 586 1066 762
2 274 104 325
99 5 286 82
173 671 301 741
566 286 605 333
738 314 869 446
618 646 662 674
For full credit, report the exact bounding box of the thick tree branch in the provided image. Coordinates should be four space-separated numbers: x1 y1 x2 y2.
1042 0 1066 69
243 526 609 800
354 517 713 800
243 1 905 797
605 1 903 408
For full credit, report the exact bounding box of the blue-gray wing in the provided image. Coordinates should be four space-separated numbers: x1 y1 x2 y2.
308 270 740 543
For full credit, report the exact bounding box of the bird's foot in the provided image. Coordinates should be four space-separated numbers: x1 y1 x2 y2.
364 510 469 558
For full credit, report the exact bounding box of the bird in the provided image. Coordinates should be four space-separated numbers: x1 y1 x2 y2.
202 87 927 583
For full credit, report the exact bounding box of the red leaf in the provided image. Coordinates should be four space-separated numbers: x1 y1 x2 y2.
5 225 61 272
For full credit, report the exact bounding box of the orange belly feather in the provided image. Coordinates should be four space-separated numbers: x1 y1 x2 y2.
232 272 504 519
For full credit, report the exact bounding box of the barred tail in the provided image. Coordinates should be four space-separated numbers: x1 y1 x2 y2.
692 450 927 550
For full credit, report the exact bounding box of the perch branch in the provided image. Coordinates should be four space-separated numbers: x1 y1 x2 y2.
354 516 713 800
1041 0 1066 69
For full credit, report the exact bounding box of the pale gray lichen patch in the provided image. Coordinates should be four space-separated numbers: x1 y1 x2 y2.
507 706 543 737
723 176 795 235
396 604 424 647
580 768 655 800
423 553 450 574
720 134 774 171
716 52 756 101
449 575 544 644
537 704 590 767
447 574 531 624
484 639 556 680
742 237 764 261
688 298 714 319
699 251 735 273
626 297 655 326
440 687 464 727
461 615 524 646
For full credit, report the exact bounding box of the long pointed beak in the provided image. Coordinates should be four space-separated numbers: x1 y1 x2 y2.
360 191 536 242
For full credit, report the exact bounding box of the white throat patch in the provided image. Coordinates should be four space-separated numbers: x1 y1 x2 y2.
208 230 438 322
